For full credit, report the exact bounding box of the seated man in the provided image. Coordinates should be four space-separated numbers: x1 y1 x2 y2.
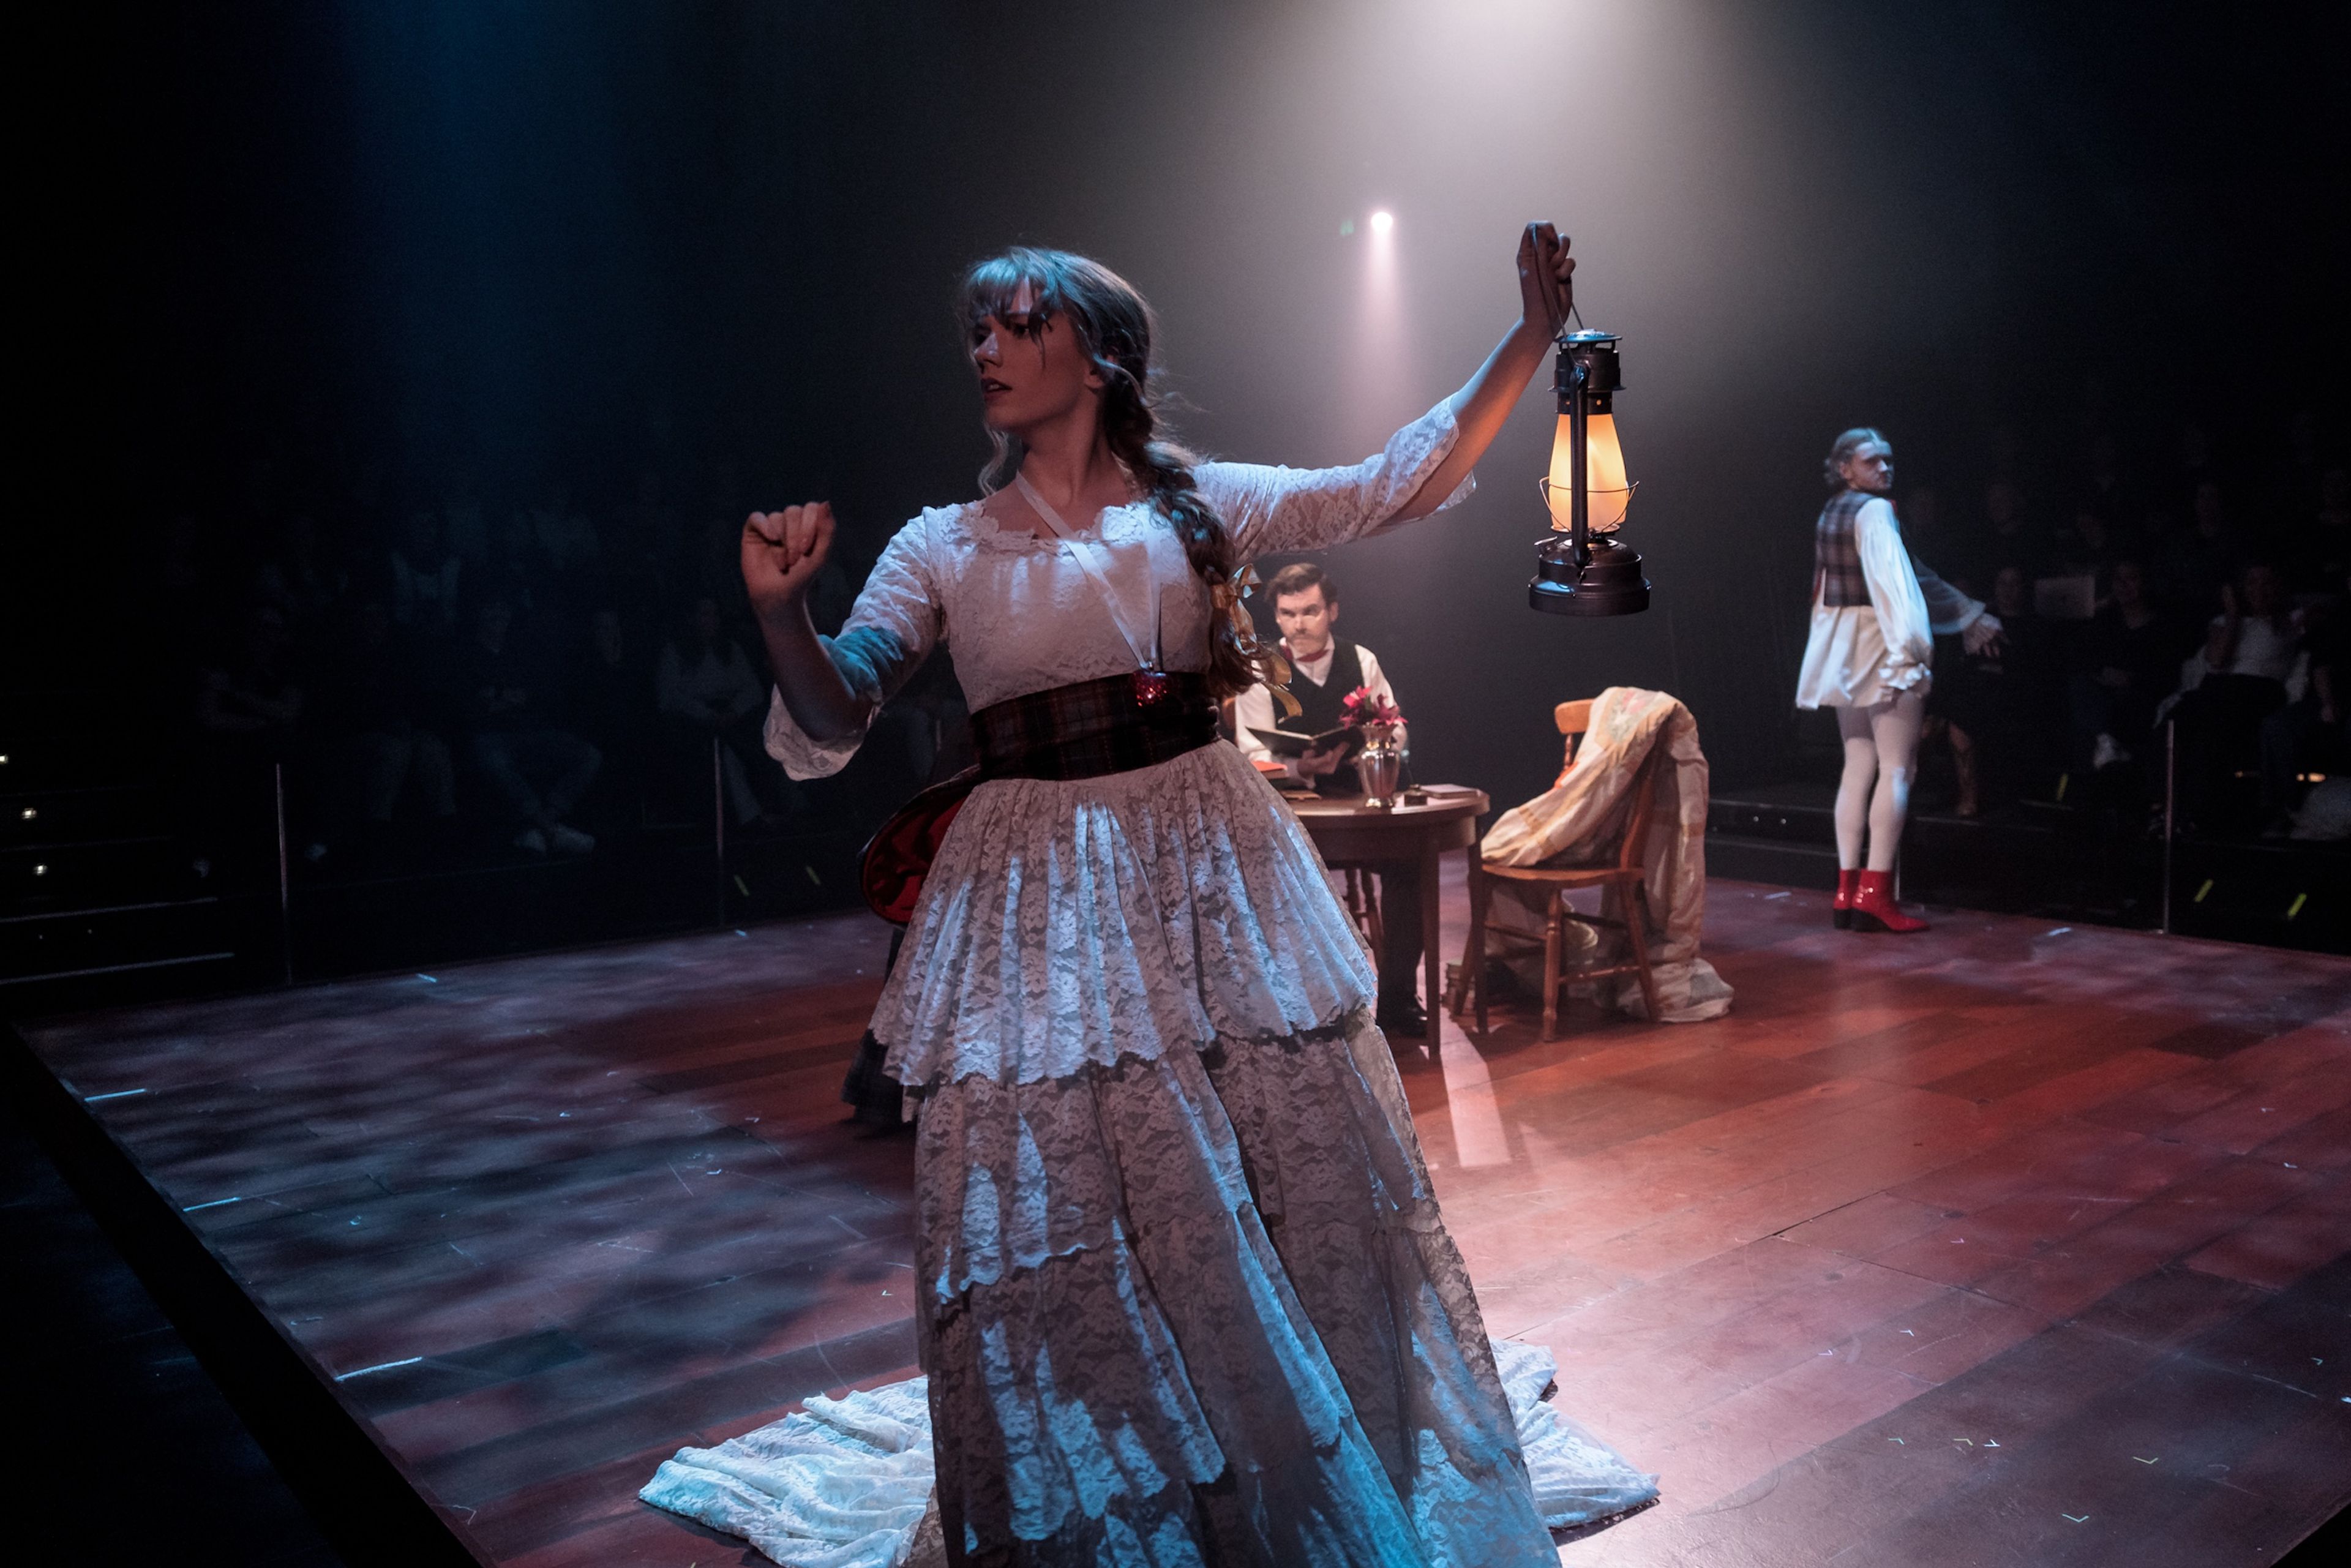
1233 563 1428 1035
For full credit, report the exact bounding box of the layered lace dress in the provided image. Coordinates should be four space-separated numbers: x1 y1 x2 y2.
642 401 1657 1566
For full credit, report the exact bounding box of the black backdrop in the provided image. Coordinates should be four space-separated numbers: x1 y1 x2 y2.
23 0 2350 818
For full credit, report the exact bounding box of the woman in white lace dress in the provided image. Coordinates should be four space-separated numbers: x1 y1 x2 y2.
684 227 1654 1567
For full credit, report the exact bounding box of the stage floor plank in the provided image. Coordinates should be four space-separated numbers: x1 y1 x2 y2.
22 876 2349 1566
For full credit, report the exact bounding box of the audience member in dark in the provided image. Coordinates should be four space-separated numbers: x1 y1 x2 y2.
318 599 457 846
2051 505 2124 602
441 469 488 561
2159 481 2240 620
2293 466 2350 593
195 604 307 756
253 513 346 630
1929 565 2050 816
532 492 602 572
569 607 655 829
2259 576 2347 836
157 512 225 648
1895 486 1953 566
657 595 780 830
460 597 602 855
2079 432 2134 526
390 508 463 632
2177 421 2219 499
2068 560 2189 775
1960 481 2044 588
478 509 559 625
190 604 310 875
2170 560 2303 831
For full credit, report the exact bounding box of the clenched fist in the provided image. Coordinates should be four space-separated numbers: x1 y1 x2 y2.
740 503 834 621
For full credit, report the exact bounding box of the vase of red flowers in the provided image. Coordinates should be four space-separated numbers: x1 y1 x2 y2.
1341 687 1406 808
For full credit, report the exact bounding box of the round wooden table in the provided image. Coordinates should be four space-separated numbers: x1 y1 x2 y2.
1284 787 1489 1056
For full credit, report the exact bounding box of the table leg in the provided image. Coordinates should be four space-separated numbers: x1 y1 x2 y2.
1467 855 1488 1035
1420 839 1442 1060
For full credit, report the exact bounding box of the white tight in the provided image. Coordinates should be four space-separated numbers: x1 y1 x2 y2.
1835 689 1925 872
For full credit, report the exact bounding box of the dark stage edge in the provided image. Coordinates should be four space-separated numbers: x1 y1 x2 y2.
4 1021 491 1566
9 880 2349 1567
1709 781 2351 953
1 1096 349 1566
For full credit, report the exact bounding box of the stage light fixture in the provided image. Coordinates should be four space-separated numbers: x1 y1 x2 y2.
1529 328 1648 616
1370 209 1395 235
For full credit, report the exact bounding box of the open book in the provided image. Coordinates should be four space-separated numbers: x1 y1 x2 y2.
1248 726 1367 761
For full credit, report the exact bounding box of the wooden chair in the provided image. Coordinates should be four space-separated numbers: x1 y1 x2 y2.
1339 868 1385 959
1447 699 1667 1038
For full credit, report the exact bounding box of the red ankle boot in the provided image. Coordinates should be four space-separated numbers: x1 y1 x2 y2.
1851 870 1927 934
1833 868 1861 929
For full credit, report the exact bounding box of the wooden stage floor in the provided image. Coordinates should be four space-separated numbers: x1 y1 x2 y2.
21 874 2350 1566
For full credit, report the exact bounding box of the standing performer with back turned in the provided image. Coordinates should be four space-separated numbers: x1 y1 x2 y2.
1796 427 2002 933
724 225 1655 1565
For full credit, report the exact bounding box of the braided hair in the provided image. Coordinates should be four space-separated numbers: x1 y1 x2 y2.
958 247 1259 701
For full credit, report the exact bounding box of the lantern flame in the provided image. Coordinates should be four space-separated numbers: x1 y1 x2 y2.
1542 411 1633 533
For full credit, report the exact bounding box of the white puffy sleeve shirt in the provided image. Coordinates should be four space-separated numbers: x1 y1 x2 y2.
765 397 1471 778
1795 496 1984 710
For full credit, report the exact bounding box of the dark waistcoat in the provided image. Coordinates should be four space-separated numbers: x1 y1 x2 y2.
1278 642 1368 737
1278 643 1376 797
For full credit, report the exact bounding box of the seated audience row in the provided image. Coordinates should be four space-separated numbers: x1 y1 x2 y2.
190 585 830 871
1917 547 2344 838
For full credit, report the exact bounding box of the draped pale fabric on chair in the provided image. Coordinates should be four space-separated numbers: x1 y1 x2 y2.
1452 688 1733 1032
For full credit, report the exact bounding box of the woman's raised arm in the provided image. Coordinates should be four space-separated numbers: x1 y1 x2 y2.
1389 222 1575 525
1197 223 1578 560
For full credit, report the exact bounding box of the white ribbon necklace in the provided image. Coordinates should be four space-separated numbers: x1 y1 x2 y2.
1013 473 1170 703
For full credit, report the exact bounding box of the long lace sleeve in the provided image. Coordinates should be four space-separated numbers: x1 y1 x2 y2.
762 515 945 780
1856 498 1933 688
1194 396 1475 561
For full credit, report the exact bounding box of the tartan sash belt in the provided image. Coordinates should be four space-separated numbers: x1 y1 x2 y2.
860 670 1221 924
971 670 1220 782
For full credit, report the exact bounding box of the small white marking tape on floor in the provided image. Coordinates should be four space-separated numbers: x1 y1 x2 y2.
334 1357 424 1382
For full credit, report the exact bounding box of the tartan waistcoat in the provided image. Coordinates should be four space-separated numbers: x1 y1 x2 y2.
1813 489 1877 607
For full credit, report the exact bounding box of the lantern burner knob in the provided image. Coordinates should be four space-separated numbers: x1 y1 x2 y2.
1529 534 1650 616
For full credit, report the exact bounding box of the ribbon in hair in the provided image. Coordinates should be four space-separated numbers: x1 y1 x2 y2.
1211 566 1300 718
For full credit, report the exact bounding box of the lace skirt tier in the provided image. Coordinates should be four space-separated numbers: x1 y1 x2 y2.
875 742 1373 1092
641 1345 1655 1568
915 1008 1559 1566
